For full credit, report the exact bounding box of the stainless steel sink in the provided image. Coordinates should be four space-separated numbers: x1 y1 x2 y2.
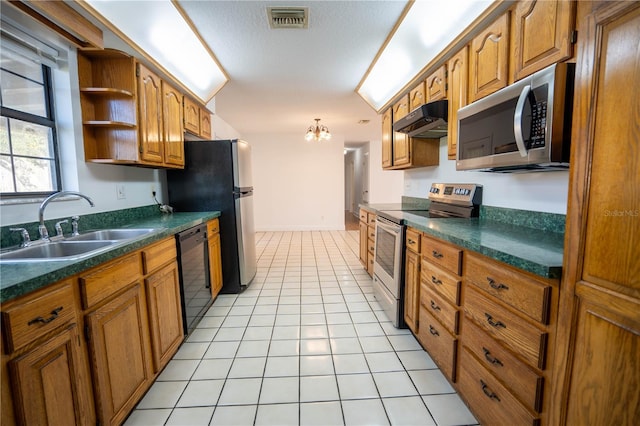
65 228 156 241
0 240 115 262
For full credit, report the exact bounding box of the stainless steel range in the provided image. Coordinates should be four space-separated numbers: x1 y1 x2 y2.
373 183 482 328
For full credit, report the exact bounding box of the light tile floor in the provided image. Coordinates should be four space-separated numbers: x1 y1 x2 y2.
126 231 477 426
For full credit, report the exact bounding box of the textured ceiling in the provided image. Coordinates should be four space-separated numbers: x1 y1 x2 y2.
177 0 407 144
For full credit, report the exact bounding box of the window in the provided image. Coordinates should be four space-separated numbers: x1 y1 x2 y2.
0 46 61 196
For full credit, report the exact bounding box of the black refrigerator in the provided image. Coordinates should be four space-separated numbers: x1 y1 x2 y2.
167 139 257 293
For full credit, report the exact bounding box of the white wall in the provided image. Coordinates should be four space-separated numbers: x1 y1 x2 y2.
246 133 345 231
1 47 163 227
404 138 569 214
367 138 404 204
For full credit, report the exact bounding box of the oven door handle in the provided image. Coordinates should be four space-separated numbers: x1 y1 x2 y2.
513 84 531 158
376 217 402 233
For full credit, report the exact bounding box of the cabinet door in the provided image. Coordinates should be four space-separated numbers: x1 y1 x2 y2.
392 95 410 166
381 108 393 169
208 232 223 298
9 325 94 426
469 13 510 102
409 82 425 110
554 3 640 425
425 65 446 102
404 249 420 333
183 97 200 135
359 221 368 267
137 63 164 164
86 283 152 426
511 0 575 81
145 262 184 372
200 110 212 139
447 46 468 160
162 81 185 167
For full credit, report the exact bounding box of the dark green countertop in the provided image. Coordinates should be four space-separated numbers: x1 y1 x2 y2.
361 203 564 279
0 211 220 303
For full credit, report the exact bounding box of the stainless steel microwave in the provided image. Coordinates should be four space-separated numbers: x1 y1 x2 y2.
456 63 575 172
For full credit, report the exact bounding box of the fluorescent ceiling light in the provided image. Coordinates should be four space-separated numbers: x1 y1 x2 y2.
358 0 492 111
84 0 227 101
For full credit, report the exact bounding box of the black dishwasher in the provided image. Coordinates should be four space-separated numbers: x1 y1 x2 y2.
176 224 212 335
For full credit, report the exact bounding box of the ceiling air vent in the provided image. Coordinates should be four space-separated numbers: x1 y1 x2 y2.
267 7 308 29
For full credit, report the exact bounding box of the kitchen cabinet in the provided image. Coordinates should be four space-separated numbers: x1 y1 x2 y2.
1 280 95 426
469 12 510 102
551 2 640 425
184 96 213 139
207 218 223 298
446 46 468 160
358 209 376 277
460 251 559 426
142 238 184 373
81 253 152 426
404 227 421 333
417 235 462 382
381 108 393 168
409 81 425 110
384 96 439 170
510 0 575 81
77 48 184 168
425 64 446 102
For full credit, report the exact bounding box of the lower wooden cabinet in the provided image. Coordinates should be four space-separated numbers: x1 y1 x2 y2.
7 324 94 426
85 283 153 426
404 249 420 333
207 218 223 298
145 261 183 373
358 209 376 277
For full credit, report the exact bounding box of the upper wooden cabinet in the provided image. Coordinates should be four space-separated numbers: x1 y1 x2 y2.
510 0 575 81
78 48 184 169
392 96 411 167
447 46 468 160
183 96 213 139
409 82 426 110
425 65 447 103
381 108 393 168
469 12 510 102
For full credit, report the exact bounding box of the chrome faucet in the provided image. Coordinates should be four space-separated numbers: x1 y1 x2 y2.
38 191 95 241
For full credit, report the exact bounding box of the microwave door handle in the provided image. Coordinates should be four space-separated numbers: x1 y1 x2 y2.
513 84 531 157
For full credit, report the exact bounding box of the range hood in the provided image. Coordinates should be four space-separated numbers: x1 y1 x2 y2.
392 99 448 138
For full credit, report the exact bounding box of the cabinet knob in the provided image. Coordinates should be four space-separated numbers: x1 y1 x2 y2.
429 325 439 336
485 313 506 328
432 250 444 259
482 347 504 366
480 380 501 401
487 277 509 290
28 307 63 326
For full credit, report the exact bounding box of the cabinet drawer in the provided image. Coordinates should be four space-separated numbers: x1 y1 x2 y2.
367 213 377 226
421 235 461 275
464 286 547 369
368 225 376 240
2 281 76 353
142 237 177 274
207 218 220 236
420 259 461 306
406 228 421 253
359 209 368 222
466 252 552 324
80 253 142 309
458 348 539 426
368 237 376 255
463 319 544 412
420 283 459 334
418 307 457 382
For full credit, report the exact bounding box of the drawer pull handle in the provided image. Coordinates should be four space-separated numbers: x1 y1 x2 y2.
430 300 441 311
432 250 443 259
483 347 504 366
431 276 442 285
487 277 509 291
485 313 506 328
480 380 501 401
429 325 439 336
408 238 416 245
28 307 63 326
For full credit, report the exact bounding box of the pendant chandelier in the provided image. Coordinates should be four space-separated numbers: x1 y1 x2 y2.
305 118 331 141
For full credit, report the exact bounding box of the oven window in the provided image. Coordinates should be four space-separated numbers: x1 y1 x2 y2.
375 226 397 278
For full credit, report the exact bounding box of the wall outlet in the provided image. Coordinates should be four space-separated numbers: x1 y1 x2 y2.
116 184 126 200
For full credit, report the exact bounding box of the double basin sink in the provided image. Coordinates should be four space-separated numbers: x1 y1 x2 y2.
0 228 156 263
